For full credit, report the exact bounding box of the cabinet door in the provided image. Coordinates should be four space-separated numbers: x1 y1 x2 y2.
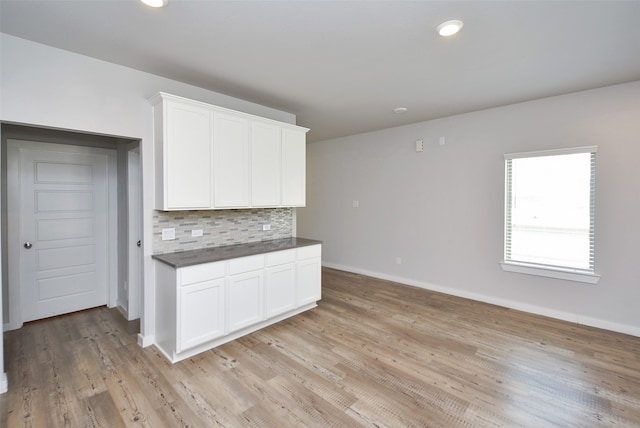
227 271 264 332
251 121 281 207
178 278 225 352
281 128 306 206
297 257 321 306
265 263 296 318
213 112 250 208
166 101 212 209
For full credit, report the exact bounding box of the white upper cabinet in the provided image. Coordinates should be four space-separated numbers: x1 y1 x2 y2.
282 128 306 206
150 92 308 211
251 121 281 207
213 112 250 208
152 95 213 210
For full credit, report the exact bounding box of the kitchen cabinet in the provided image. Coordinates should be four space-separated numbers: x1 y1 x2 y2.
296 245 322 306
151 95 212 210
178 261 226 353
155 259 227 358
153 240 322 363
251 121 281 207
213 112 250 208
227 255 265 332
265 249 297 318
282 128 307 206
178 277 225 353
150 92 309 211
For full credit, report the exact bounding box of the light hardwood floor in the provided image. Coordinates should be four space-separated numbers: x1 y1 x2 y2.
2 267 640 427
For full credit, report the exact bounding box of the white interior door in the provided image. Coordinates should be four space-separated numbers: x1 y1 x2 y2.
8 140 113 323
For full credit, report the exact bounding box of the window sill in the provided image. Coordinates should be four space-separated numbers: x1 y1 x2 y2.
500 261 600 284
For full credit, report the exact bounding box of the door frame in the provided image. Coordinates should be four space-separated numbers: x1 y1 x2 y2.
6 139 118 330
126 146 142 321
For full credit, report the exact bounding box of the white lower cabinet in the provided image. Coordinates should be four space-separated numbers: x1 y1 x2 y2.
297 245 322 306
265 249 297 318
227 270 264 332
265 264 297 317
154 244 322 363
178 278 225 353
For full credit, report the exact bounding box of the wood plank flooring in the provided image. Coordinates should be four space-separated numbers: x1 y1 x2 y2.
2 267 640 427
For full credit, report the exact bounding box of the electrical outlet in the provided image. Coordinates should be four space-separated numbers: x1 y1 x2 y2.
161 228 175 241
262 224 271 231
396 257 402 265
191 229 203 237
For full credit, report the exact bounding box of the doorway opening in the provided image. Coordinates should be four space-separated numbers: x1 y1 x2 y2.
1 123 142 330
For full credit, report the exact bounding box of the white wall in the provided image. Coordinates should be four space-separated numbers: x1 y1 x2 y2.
298 81 640 336
0 34 296 348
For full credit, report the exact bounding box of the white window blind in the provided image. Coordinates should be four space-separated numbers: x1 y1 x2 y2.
504 146 597 276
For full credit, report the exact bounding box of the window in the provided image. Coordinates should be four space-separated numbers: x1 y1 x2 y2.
502 146 599 283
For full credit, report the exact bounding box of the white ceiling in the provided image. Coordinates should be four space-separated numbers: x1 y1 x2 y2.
2 0 640 142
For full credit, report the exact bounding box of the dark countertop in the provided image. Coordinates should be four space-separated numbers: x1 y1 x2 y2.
152 237 322 268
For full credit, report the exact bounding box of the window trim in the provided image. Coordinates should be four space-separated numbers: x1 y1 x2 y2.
504 146 598 160
500 260 600 284
502 146 599 283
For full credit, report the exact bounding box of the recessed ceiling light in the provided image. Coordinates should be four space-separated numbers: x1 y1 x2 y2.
394 107 408 114
437 20 464 37
140 0 168 7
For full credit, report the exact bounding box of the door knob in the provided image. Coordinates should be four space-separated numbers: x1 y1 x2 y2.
24 242 33 249
136 240 142 247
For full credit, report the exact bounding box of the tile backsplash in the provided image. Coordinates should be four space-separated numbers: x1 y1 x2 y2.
153 208 293 254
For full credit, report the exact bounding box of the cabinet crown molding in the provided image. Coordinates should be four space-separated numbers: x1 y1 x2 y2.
149 92 309 133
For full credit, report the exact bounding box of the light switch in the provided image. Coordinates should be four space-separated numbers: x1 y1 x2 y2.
262 224 271 231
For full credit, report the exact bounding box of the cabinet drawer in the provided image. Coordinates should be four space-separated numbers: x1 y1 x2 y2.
229 254 264 275
266 249 296 267
179 261 226 286
297 245 321 260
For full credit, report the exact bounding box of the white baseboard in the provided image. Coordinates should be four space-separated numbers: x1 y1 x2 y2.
117 304 129 319
0 372 7 394
4 321 22 332
322 262 640 338
138 333 154 348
